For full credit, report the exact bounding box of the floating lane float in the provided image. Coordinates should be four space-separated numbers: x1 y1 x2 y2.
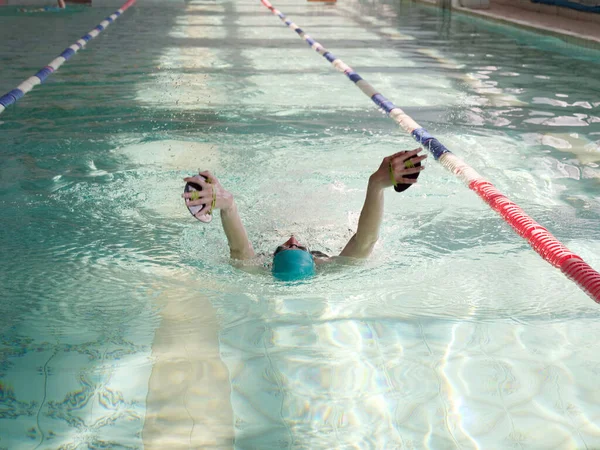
260 0 600 304
0 0 136 116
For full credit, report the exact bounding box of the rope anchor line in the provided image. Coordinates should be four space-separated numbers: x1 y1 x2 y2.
0 0 137 115
259 0 600 304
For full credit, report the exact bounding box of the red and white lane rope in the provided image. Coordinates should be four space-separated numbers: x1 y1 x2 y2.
260 0 600 303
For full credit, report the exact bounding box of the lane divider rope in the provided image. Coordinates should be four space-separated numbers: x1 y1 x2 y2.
260 0 600 304
0 0 136 115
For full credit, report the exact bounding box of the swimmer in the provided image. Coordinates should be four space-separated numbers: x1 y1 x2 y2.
19 0 65 12
182 148 426 280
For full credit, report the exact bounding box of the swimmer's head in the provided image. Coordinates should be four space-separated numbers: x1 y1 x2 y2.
272 235 315 281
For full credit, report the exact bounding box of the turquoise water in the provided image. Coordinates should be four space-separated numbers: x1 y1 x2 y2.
1 0 600 448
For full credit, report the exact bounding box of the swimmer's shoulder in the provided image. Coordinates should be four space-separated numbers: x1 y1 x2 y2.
314 254 357 266
230 254 270 275
314 255 332 266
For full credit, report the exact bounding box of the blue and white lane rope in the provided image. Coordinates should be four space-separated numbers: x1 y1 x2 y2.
0 0 136 116
261 0 450 160
260 0 600 304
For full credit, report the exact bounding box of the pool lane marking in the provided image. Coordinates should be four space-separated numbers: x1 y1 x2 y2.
0 0 137 116
259 0 600 304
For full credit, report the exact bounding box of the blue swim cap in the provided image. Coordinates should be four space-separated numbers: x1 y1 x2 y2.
272 249 315 281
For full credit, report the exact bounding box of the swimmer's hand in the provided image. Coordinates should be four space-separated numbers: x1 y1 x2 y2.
182 171 254 259
369 148 426 189
181 171 234 220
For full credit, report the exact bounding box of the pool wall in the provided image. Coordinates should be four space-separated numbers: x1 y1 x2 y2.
416 0 600 48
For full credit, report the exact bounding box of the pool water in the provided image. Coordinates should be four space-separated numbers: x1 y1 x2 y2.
1 0 600 448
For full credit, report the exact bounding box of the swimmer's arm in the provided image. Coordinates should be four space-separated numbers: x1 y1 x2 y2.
183 171 255 260
221 201 255 260
339 149 426 259
339 177 384 259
